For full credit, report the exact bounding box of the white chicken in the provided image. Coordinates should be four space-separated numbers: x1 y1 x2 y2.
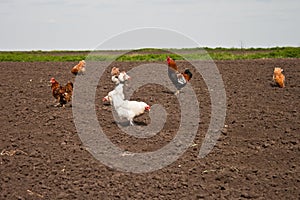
103 82 125 104
110 84 150 126
103 71 131 104
111 70 130 85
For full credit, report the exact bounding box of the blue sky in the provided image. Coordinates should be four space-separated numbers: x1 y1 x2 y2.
1 0 299 50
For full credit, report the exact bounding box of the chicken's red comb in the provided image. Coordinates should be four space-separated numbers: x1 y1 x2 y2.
145 105 151 111
167 56 171 64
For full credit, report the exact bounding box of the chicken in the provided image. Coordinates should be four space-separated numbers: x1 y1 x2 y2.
110 67 120 84
110 84 150 126
112 70 130 85
71 60 86 75
50 77 61 102
273 67 285 88
167 56 193 95
50 78 73 107
111 67 120 76
111 68 119 83
103 82 124 103
103 71 130 104
60 81 73 106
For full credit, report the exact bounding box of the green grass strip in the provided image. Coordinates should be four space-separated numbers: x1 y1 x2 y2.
0 47 299 62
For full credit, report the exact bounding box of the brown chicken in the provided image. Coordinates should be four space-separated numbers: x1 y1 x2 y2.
60 81 73 105
167 56 192 95
71 60 86 75
273 67 285 88
111 67 120 76
50 77 61 103
50 78 73 107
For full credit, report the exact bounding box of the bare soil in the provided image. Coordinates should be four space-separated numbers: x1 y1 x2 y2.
0 59 299 199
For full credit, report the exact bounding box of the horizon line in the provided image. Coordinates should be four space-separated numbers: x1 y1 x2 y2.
0 45 299 52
